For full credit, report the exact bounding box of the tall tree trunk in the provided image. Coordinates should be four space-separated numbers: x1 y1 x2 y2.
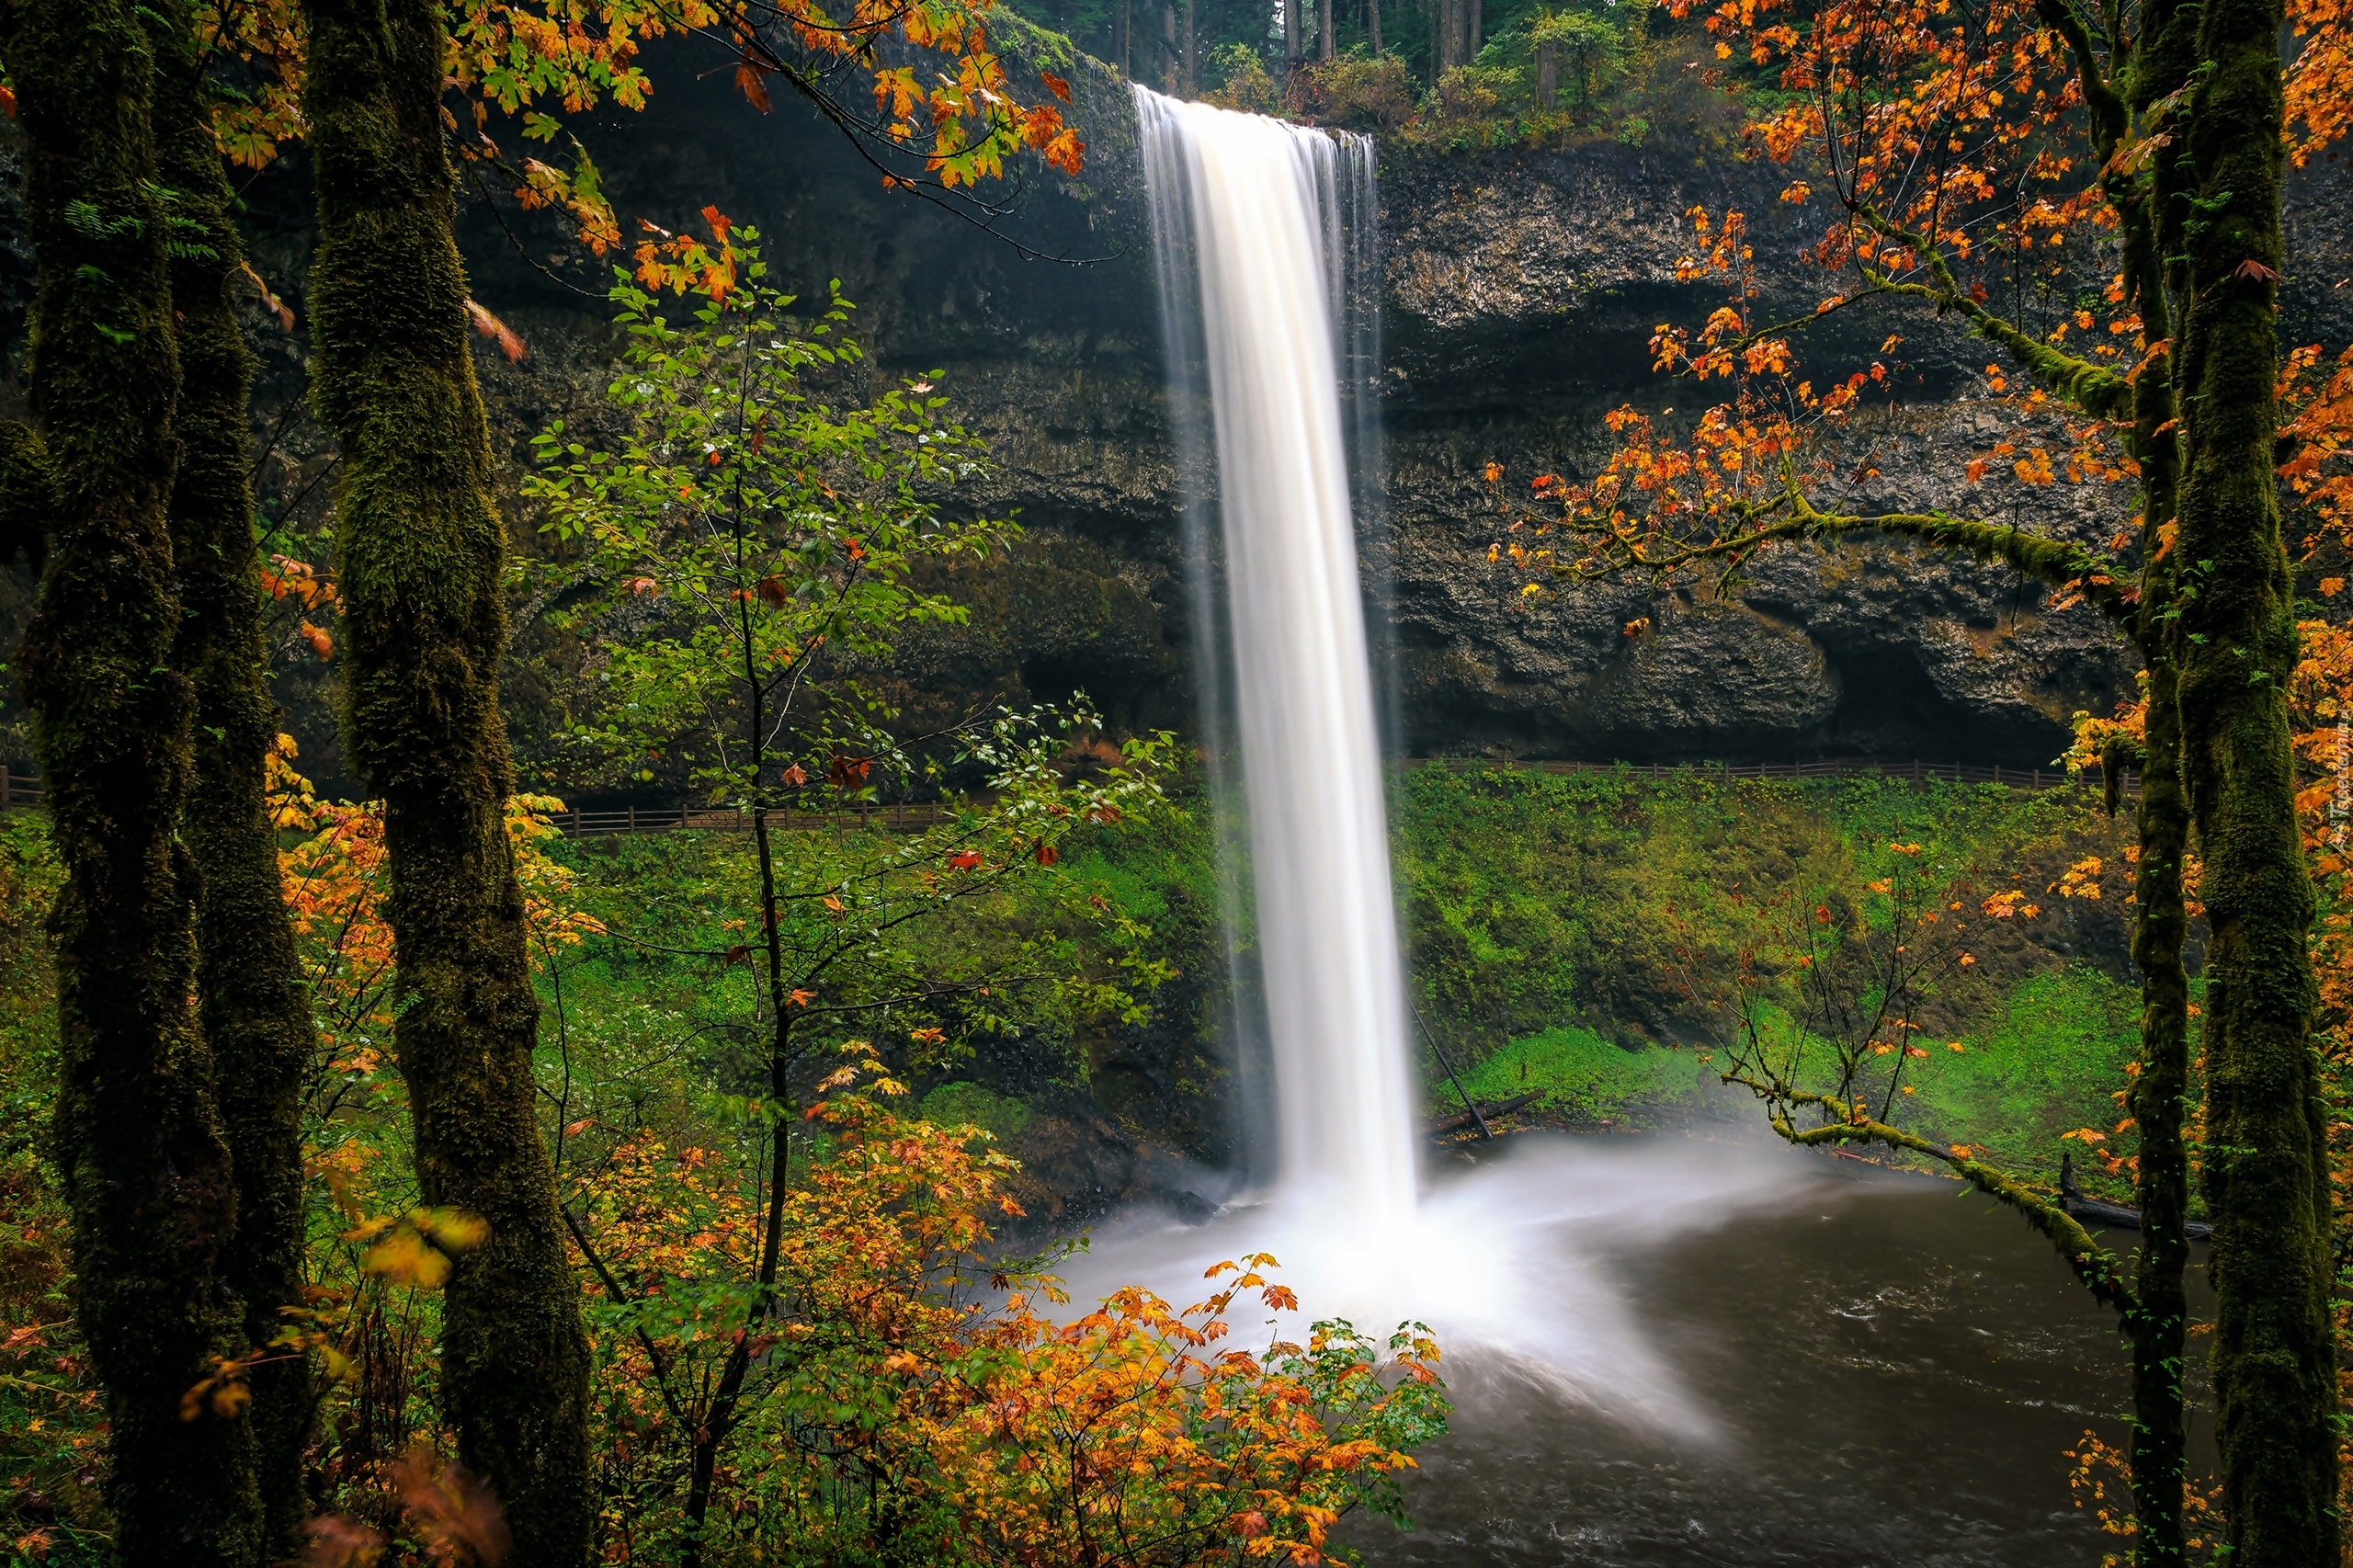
148 5 321 1553
1285 0 1302 74
301 2 594 1562
1368 0 1381 60
2172 0 2340 1550
2118 2 2197 1554
1320 0 1334 62
3 1 264 1562
1182 0 1195 96
1466 0 1480 61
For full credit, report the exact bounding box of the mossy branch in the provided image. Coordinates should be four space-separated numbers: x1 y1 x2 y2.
1732 1074 2138 1317
1853 204 2132 419
1560 485 2133 626
2029 0 2128 163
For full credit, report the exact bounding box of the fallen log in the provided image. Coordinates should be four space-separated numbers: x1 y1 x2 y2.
2060 1153 2213 1238
1425 1092 1540 1136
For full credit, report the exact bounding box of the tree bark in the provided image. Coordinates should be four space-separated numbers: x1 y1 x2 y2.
147 8 322 1552
301 1 594 1562
3 0 264 1561
2171 0 2340 1549
1535 40 1556 108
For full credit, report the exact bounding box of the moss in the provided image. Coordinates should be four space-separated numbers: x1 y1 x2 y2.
2169 0 2339 1548
0 423 54 573
920 1081 1034 1142
1455 1024 1710 1123
146 4 321 1551
301 0 592 1559
4 0 263 1560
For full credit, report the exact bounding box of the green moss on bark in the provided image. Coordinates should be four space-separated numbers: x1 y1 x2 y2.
146 5 320 1552
300 1 593 1560
2 0 263 1561
2170 0 2339 1550
2117 2 2199 1554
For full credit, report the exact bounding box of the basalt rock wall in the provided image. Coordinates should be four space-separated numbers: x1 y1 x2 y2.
461 44 2345 773
8 38 2344 778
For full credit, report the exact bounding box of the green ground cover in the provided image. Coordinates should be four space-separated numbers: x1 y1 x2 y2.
0 761 2154 1243
1395 764 2147 1197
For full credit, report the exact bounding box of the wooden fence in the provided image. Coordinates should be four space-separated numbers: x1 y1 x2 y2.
1404 756 2131 793
0 755 2126 837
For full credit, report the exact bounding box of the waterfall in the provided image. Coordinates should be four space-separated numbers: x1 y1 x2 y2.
1108 91 1804 1433
1135 88 1411 1234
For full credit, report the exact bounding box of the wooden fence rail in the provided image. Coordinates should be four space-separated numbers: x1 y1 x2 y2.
0 755 2129 836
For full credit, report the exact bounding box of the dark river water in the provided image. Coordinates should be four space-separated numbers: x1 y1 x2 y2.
1339 1160 2212 1568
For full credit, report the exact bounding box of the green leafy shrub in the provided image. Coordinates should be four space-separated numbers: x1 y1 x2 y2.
1202 42 1281 113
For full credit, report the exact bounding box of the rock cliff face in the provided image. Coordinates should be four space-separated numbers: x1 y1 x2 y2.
13 36 2325 780
462 44 2337 774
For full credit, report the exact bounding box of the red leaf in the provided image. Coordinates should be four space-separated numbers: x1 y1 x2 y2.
734 60 773 113
461 298 526 362
2234 257 2280 283
1040 70 1072 102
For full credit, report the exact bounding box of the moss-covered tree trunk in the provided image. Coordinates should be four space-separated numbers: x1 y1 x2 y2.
301 1 593 1560
148 5 321 1551
2171 0 2339 1550
2120 3 2197 1554
2 0 265 1561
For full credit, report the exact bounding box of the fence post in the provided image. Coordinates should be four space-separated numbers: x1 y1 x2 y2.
628 804 637 832
681 801 689 830
1 765 9 809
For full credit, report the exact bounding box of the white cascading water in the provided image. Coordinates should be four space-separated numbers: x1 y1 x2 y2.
1134 87 1413 1238
1095 86 1810 1431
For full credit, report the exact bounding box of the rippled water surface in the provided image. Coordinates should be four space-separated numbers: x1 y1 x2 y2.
1327 1147 2207 1568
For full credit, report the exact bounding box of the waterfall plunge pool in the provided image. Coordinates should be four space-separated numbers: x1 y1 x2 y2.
1060 1133 2204 1568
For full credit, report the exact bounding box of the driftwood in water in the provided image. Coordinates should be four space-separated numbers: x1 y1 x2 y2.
2061 1153 2213 1238
1425 1092 1540 1136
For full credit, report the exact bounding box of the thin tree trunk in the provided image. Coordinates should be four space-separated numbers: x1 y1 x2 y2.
679 588 791 1568
1467 0 1480 60
5 1 263 1561
1535 40 1555 108
1320 0 1333 63
147 9 320 1552
1285 0 1302 75
1182 0 1195 94
1368 0 1381 59
2171 0 2339 1549
301 1 594 1562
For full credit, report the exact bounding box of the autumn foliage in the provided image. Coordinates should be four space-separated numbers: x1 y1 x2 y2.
567 1046 1446 1564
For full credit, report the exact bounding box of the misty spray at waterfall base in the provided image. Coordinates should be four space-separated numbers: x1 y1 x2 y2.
1066 87 1818 1437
